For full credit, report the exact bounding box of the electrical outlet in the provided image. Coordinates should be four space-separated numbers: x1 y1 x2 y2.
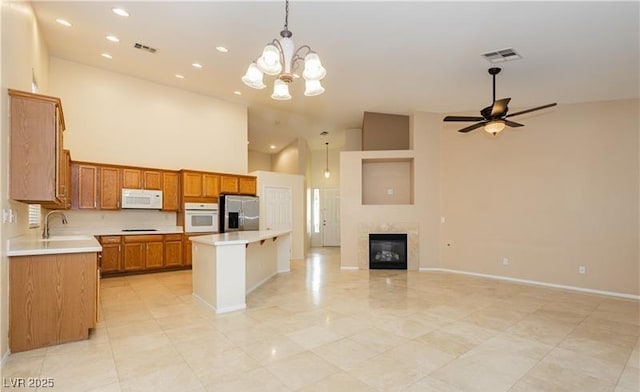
579 265 586 274
387 188 394 196
441 217 446 223
502 257 509 266
2 209 8 224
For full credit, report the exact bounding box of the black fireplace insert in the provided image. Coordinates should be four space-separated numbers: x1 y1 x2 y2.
369 233 407 270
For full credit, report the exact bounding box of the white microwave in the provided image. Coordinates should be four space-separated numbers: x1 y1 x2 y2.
121 189 163 210
184 203 218 233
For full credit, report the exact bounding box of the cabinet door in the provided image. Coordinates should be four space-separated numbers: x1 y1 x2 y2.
183 172 203 197
61 149 71 208
121 168 142 189
123 243 145 271
164 237 183 267
203 174 220 198
100 242 121 273
143 171 162 190
78 165 98 209
220 175 239 194
184 235 193 266
162 172 179 211
55 105 65 204
9 92 59 203
239 177 257 195
100 167 120 210
145 242 164 269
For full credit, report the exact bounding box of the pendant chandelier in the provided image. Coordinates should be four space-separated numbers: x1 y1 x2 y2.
241 0 326 100
324 142 330 179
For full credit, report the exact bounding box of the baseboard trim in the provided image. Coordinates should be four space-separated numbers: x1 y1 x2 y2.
340 266 359 270
419 267 640 300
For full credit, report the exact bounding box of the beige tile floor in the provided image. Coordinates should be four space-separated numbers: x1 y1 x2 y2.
2 247 639 391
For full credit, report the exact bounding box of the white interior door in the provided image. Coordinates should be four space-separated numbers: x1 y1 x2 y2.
322 188 340 246
264 186 292 231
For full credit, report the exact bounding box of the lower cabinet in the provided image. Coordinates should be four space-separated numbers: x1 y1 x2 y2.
100 234 186 276
9 252 98 352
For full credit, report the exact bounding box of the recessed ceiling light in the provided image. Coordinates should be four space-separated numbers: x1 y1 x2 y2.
56 19 72 27
106 35 120 43
192 63 203 69
269 144 276 150
175 74 185 79
233 91 242 95
101 53 113 59
112 7 129 17
216 46 228 53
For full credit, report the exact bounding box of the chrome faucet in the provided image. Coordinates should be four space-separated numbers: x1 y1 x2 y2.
42 210 68 239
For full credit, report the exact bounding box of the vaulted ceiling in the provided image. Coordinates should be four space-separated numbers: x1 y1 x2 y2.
31 1 639 152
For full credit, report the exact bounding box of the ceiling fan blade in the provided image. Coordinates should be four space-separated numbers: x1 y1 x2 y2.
457 122 486 133
443 116 484 122
506 103 557 118
504 120 524 128
490 98 511 116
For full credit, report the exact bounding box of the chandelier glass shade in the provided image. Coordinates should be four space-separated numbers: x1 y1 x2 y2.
484 120 506 135
242 0 326 100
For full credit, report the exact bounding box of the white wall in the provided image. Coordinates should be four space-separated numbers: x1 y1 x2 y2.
49 58 248 174
252 171 305 261
248 150 272 172
1 1 50 361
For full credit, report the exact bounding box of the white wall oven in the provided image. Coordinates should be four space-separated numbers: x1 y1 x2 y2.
184 203 218 233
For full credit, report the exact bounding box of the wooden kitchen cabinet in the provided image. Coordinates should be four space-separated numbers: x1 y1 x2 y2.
239 176 257 195
184 234 193 266
122 168 162 190
99 236 122 273
100 166 120 210
182 171 219 201
220 175 239 194
123 235 164 270
203 174 220 198
9 252 97 352
9 89 68 208
164 234 183 267
60 149 72 208
162 171 180 211
75 164 98 209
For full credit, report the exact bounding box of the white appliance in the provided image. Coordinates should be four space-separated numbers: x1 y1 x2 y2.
184 202 218 233
121 188 163 210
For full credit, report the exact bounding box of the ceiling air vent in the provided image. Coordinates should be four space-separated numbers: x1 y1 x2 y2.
481 48 521 63
134 42 157 53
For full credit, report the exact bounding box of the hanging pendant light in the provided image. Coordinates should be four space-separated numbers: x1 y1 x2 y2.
241 0 326 100
324 142 330 179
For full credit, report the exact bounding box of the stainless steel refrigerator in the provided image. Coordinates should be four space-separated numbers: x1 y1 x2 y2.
219 194 259 233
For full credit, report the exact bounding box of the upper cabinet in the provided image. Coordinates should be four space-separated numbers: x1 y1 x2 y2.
239 176 257 195
181 171 220 202
9 89 69 208
121 168 162 190
162 171 179 211
220 175 239 194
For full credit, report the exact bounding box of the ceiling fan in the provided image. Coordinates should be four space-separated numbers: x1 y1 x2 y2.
443 67 557 135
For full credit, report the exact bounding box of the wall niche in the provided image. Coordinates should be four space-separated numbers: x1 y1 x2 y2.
362 158 414 205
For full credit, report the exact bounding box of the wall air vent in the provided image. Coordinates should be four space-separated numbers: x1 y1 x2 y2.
481 48 521 63
134 43 157 53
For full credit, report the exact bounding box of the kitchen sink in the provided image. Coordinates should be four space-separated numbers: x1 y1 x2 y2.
39 235 94 242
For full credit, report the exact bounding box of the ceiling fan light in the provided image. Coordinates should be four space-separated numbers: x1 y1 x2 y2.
241 63 266 89
304 79 325 96
271 79 292 100
303 53 326 81
484 120 506 134
257 44 282 75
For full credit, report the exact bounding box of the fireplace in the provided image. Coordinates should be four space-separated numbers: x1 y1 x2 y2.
369 233 407 270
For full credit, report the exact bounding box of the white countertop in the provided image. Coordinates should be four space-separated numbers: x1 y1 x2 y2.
190 230 291 246
7 226 184 256
7 235 102 257
52 226 183 236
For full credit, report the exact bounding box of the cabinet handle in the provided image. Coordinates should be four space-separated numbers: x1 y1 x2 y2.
94 201 97 208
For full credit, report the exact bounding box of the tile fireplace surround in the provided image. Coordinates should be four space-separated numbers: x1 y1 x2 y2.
358 222 419 270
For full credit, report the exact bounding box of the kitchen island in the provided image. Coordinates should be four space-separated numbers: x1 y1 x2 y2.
190 230 291 313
